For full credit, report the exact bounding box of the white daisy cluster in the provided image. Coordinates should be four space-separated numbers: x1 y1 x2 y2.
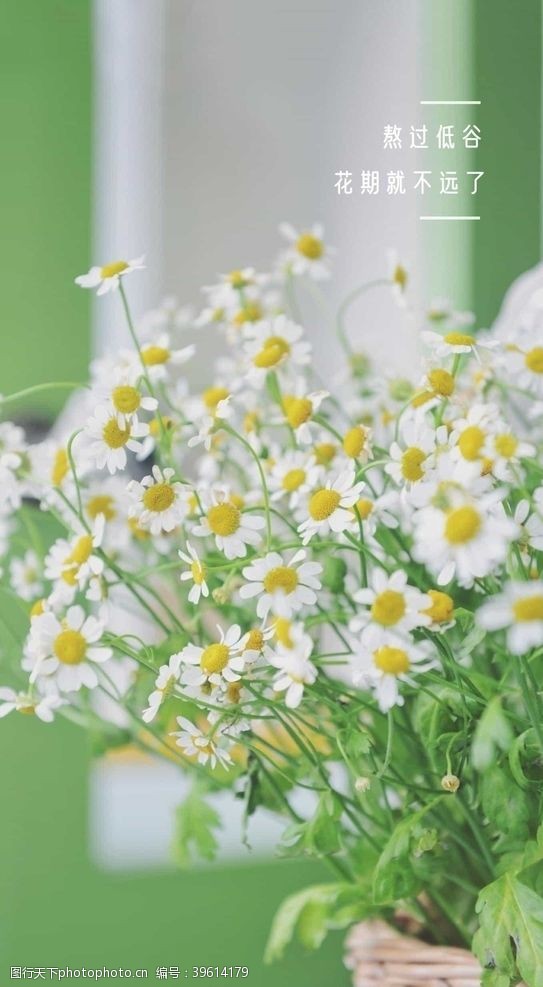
1 230 543 961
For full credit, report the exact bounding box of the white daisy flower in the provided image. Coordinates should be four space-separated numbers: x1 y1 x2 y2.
193 487 264 560
268 450 320 510
171 716 233 769
387 421 447 489
10 550 43 602
268 629 317 708
27 605 112 692
281 385 329 445
421 329 499 360
243 315 311 383
84 403 150 473
137 332 195 382
350 570 431 647
412 489 518 588
45 516 105 605
0 687 64 723
75 256 145 295
386 249 409 305
348 490 400 536
177 624 249 694
278 222 334 280
127 465 188 535
477 581 543 655
298 468 365 544
239 549 322 620
425 298 474 329
92 365 158 427
342 423 373 463
142 653 183 723
179 542 209 605
349 632 435 713
504 330 543 398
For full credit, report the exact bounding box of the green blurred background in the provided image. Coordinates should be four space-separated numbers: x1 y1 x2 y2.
0 2 541 984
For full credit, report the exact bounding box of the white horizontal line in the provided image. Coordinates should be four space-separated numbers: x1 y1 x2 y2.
420 215 480 221
420 100 481 105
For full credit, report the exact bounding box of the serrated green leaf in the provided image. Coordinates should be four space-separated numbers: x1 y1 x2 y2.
480 765 531 842
473 873 543 985
173 785 221 867
472 697 514 772
265 882 369 962
373 798 443 904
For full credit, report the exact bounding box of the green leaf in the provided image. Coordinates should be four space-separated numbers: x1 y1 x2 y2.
279 792 343 858
472 697 514 772
473 872 543 985
173 785 221 867
480 765 531 842
264 883 369 962
481 970 512 987
373 798 443 904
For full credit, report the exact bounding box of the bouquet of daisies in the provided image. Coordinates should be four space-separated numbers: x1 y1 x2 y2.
1 226 543 986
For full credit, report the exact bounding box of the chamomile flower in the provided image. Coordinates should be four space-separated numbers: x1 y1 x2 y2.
505 329 543 397
75 256 145 295
421 329 499 361
193 487 264 560
350 570 430 647
278 222 334 280
179 542 209 604
0 687 64 722
268 450 320 509
84 403 149 473
298 468 365 543
281 386 329 445
422 590 455 630
27 605 112 692
142 653 183 722
240 549 322 619
342 424 373 463
477 581 543 654
387 421 446 489
412 489 518 587
268 628 317 708
93 366 158 427
516 496 543 553
137 332 195 383
177 624 249 694
128 465 188 535
425 298 474 329
9 550 43 602
171 716 233 769
349 632 435 712
243 315 311 383
386 249 409 304
44 516 105 605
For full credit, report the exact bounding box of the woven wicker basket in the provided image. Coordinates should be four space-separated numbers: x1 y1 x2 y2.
345 920 485 986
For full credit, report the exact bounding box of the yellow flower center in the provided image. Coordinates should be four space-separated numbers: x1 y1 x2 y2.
296 233 323 259
343 426 367 459
512 594 543 622
87 494 116 521
308 488 341 521
313 442 336 466
401 446 426 482
283 396 313 429
245 628 264 652
100 260 129 279
51 448 69 486
143 483 175 513
444 505 481 544
128 517 150 540
371 590 406 627
70 534 93 565
274 617 293 648
228 269 250 288
207 502 241 537
525 347 543 373
443 332 475 347
423 589 454 623
458 425 485 461
191 560 206 585
373 645 410 675
392 264 408 289
253 336 290 369
263 566 299 595
411 390 435 408
355 498 373 520
233 301 263 325
112 385 141 415
53 628 87 665
103 418 130 449
142 345 170 366
30 599 46 618
203 386 229 412
494 433 518 458
282 468 306 493
427 368 455 397
149 416 173 438
200 643 230 675
244 411 259 434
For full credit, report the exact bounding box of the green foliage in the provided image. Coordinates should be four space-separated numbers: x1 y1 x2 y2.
473 873 543 986
265 882 370 962
373 799 444 904
280 792 343 858
173 785 221 867
472 697 514 772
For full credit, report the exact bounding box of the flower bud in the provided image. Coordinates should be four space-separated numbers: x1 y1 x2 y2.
441 773 460 793
355 776 371 793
